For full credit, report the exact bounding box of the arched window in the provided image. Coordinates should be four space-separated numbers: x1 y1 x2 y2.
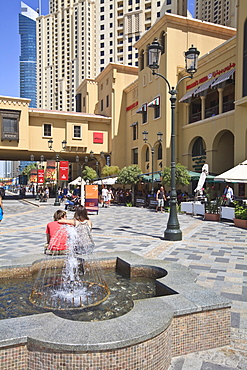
192 137 206 157
160 31 165 55
157 143 162 160
145 147 149 161
243 19 247 96
139 49 144 71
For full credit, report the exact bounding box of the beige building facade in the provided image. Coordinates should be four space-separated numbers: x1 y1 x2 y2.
0 96 111 177
195 0 237 28
37 0 187 113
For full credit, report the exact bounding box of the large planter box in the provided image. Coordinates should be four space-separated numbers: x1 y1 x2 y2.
220 206 235 220
234 218 247 229
204 213 220 221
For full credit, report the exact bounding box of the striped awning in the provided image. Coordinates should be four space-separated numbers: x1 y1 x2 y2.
136 103 147 114
147 96 160 107
179 85 199 103
211 68 235 88
195 78 216 95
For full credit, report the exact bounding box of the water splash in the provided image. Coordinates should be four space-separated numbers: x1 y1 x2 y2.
30 223 110 310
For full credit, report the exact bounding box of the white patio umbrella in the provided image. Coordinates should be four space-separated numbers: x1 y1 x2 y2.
92 177 118 185
194 164 209 195
214 160 247 183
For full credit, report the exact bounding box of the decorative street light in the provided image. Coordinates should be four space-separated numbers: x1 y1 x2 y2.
147 40 200 241
142 130 163 195
89 151 105 178
75 155 88 177
48 139 67 206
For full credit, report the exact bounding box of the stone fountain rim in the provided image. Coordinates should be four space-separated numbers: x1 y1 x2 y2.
0 251 231 352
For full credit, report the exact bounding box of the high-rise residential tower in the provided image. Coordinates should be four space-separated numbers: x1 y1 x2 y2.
195 0 237 28
19 2 39 108
37 0 187 112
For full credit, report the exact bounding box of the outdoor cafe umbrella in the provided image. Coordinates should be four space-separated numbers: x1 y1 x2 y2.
214 160 247 183
194 164 209 196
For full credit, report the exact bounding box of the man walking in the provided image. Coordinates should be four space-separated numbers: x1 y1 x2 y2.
156 186 166 213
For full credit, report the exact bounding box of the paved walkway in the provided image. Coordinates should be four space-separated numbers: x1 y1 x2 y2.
0 197 247 369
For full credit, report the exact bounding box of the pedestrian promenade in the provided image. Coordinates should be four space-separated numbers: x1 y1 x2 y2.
0 198 247 369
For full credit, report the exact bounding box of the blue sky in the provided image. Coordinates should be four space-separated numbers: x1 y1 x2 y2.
0 0 194 99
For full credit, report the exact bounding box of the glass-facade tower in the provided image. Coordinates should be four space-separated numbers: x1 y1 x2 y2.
19 2 39 108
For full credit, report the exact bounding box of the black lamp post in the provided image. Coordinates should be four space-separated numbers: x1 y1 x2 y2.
90 151 99 177
142 130 163 195
48 139 67 206
147 41 200 241
75 155 88 177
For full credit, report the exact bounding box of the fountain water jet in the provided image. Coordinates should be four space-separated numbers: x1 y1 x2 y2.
30 224 110 310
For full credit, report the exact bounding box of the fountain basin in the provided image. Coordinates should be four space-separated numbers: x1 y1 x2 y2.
0 251 231 370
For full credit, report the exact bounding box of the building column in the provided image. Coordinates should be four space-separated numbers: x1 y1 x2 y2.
218 88 224 114
200 96 206 120
185 103 190 124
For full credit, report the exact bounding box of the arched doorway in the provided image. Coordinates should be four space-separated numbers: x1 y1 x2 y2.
212 130 234 174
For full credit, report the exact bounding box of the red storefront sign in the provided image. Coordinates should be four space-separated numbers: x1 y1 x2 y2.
38 169 45 184
46 160 56 181
29 169 37 183
59 161 69 181
93 132 103 144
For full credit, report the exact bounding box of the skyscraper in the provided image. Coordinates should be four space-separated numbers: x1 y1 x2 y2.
19 2 39 108
37 0 187 112
195 0 237 28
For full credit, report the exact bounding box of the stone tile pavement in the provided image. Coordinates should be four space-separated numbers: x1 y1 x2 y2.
0 198 247 369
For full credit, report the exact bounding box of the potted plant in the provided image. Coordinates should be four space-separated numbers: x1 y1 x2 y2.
234 202 247 229
204 187 223 221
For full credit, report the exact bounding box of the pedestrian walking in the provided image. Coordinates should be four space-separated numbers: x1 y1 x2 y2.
156 186 166 213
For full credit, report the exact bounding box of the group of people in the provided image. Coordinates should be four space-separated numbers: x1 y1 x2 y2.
45 205 92 255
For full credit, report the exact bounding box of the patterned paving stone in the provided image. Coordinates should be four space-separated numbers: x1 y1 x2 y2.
0 198 247 369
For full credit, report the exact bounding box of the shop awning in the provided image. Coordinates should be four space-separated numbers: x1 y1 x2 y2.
195 78 216 95
130 122 138 127
139 172 162 182
179 85 199 103
211 68 236 88
136 103 147 114
188 170 217 182
147 96 160 107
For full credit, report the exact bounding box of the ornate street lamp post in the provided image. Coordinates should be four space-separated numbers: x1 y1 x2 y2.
142 130 163 195
147 41 200 241
48 139 67 206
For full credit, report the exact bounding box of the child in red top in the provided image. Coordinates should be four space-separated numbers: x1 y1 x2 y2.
45 210 68 254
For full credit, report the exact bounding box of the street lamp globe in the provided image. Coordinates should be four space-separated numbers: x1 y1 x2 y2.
48 139 53 149
184 45 200 75
147 40 163 71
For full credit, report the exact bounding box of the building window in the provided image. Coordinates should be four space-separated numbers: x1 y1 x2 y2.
100 15 104 20
101 50 104 56
145 147 149 162
132 123 138 140
73 125 81 138
100 25 104 30
132 148 138 164
100 34 104 40
100 6 104 11
139 49 144 70
157 12 160 17
43 123 52 137
0 109 20 141
157 143 162 160
106 95 109 107
166 0 171 4
243 19 247 97
101 99 103 111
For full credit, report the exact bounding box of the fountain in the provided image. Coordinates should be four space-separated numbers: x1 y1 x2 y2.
0 222 232 369
30 225 110 311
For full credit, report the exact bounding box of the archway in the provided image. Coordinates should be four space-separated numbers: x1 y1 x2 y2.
212 130 234 174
